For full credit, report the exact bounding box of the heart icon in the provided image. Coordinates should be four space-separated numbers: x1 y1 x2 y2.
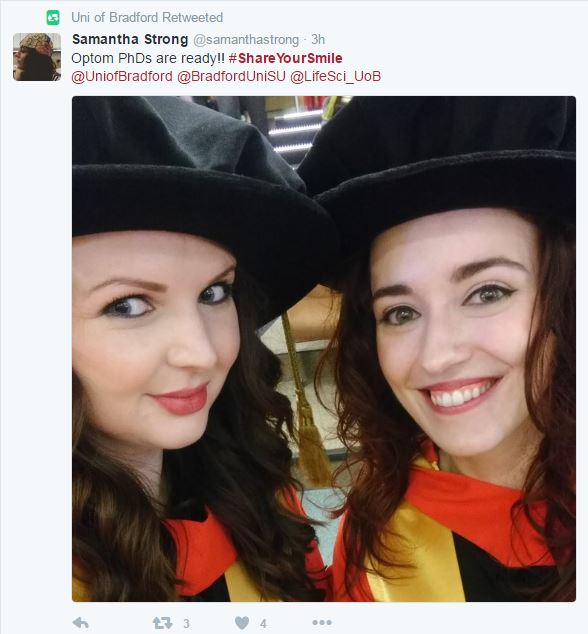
235 616 249 630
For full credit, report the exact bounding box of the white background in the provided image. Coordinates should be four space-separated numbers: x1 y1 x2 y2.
0 1 584 633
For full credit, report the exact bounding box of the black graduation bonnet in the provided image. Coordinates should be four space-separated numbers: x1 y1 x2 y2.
298 97 575 258
73 96 339 323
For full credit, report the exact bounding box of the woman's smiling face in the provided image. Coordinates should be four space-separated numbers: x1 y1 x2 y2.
370 208 540 469
72 231 240 455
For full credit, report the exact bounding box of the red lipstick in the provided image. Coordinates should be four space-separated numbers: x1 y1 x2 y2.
150 385 208 416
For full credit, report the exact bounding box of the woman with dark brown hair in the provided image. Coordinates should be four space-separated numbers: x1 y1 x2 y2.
14 33 59 80
72 96 336 601
299 97 575 601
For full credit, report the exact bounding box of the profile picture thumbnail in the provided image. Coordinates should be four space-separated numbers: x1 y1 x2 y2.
13 33 61 81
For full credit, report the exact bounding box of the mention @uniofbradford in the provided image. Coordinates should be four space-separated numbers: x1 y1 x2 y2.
72 11 224 23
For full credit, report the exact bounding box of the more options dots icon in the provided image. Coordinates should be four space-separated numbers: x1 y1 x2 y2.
312 619 333 626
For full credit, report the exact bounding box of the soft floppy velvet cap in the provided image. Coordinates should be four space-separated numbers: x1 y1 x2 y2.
73 96 338 323
298 97 575 257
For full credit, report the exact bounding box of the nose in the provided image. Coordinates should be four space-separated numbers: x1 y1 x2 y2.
166 307 218 371
418 311 472 377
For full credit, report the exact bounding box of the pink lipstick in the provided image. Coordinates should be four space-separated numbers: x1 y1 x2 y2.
150 385 208 416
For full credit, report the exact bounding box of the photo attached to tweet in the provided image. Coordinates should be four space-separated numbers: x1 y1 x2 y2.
71 95 576 604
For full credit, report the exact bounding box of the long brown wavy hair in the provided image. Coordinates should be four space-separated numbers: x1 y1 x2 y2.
73 269 325 601
317 210 575 601
17 47 57 80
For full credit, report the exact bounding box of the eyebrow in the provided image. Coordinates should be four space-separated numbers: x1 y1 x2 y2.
451 257 528 283
88 265 236 295
372 283 413 302
89 278 166 293
371 257 528 303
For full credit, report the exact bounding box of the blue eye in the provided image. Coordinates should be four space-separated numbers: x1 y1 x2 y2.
382 305 421 326
465 284 515 305
104 296 153 319
199 282 233 305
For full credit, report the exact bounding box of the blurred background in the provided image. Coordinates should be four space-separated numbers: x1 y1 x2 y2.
180 96 353 562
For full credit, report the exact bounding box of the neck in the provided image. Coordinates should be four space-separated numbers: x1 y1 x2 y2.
125 448 165 502
438 423 542 489
100 437 164 501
